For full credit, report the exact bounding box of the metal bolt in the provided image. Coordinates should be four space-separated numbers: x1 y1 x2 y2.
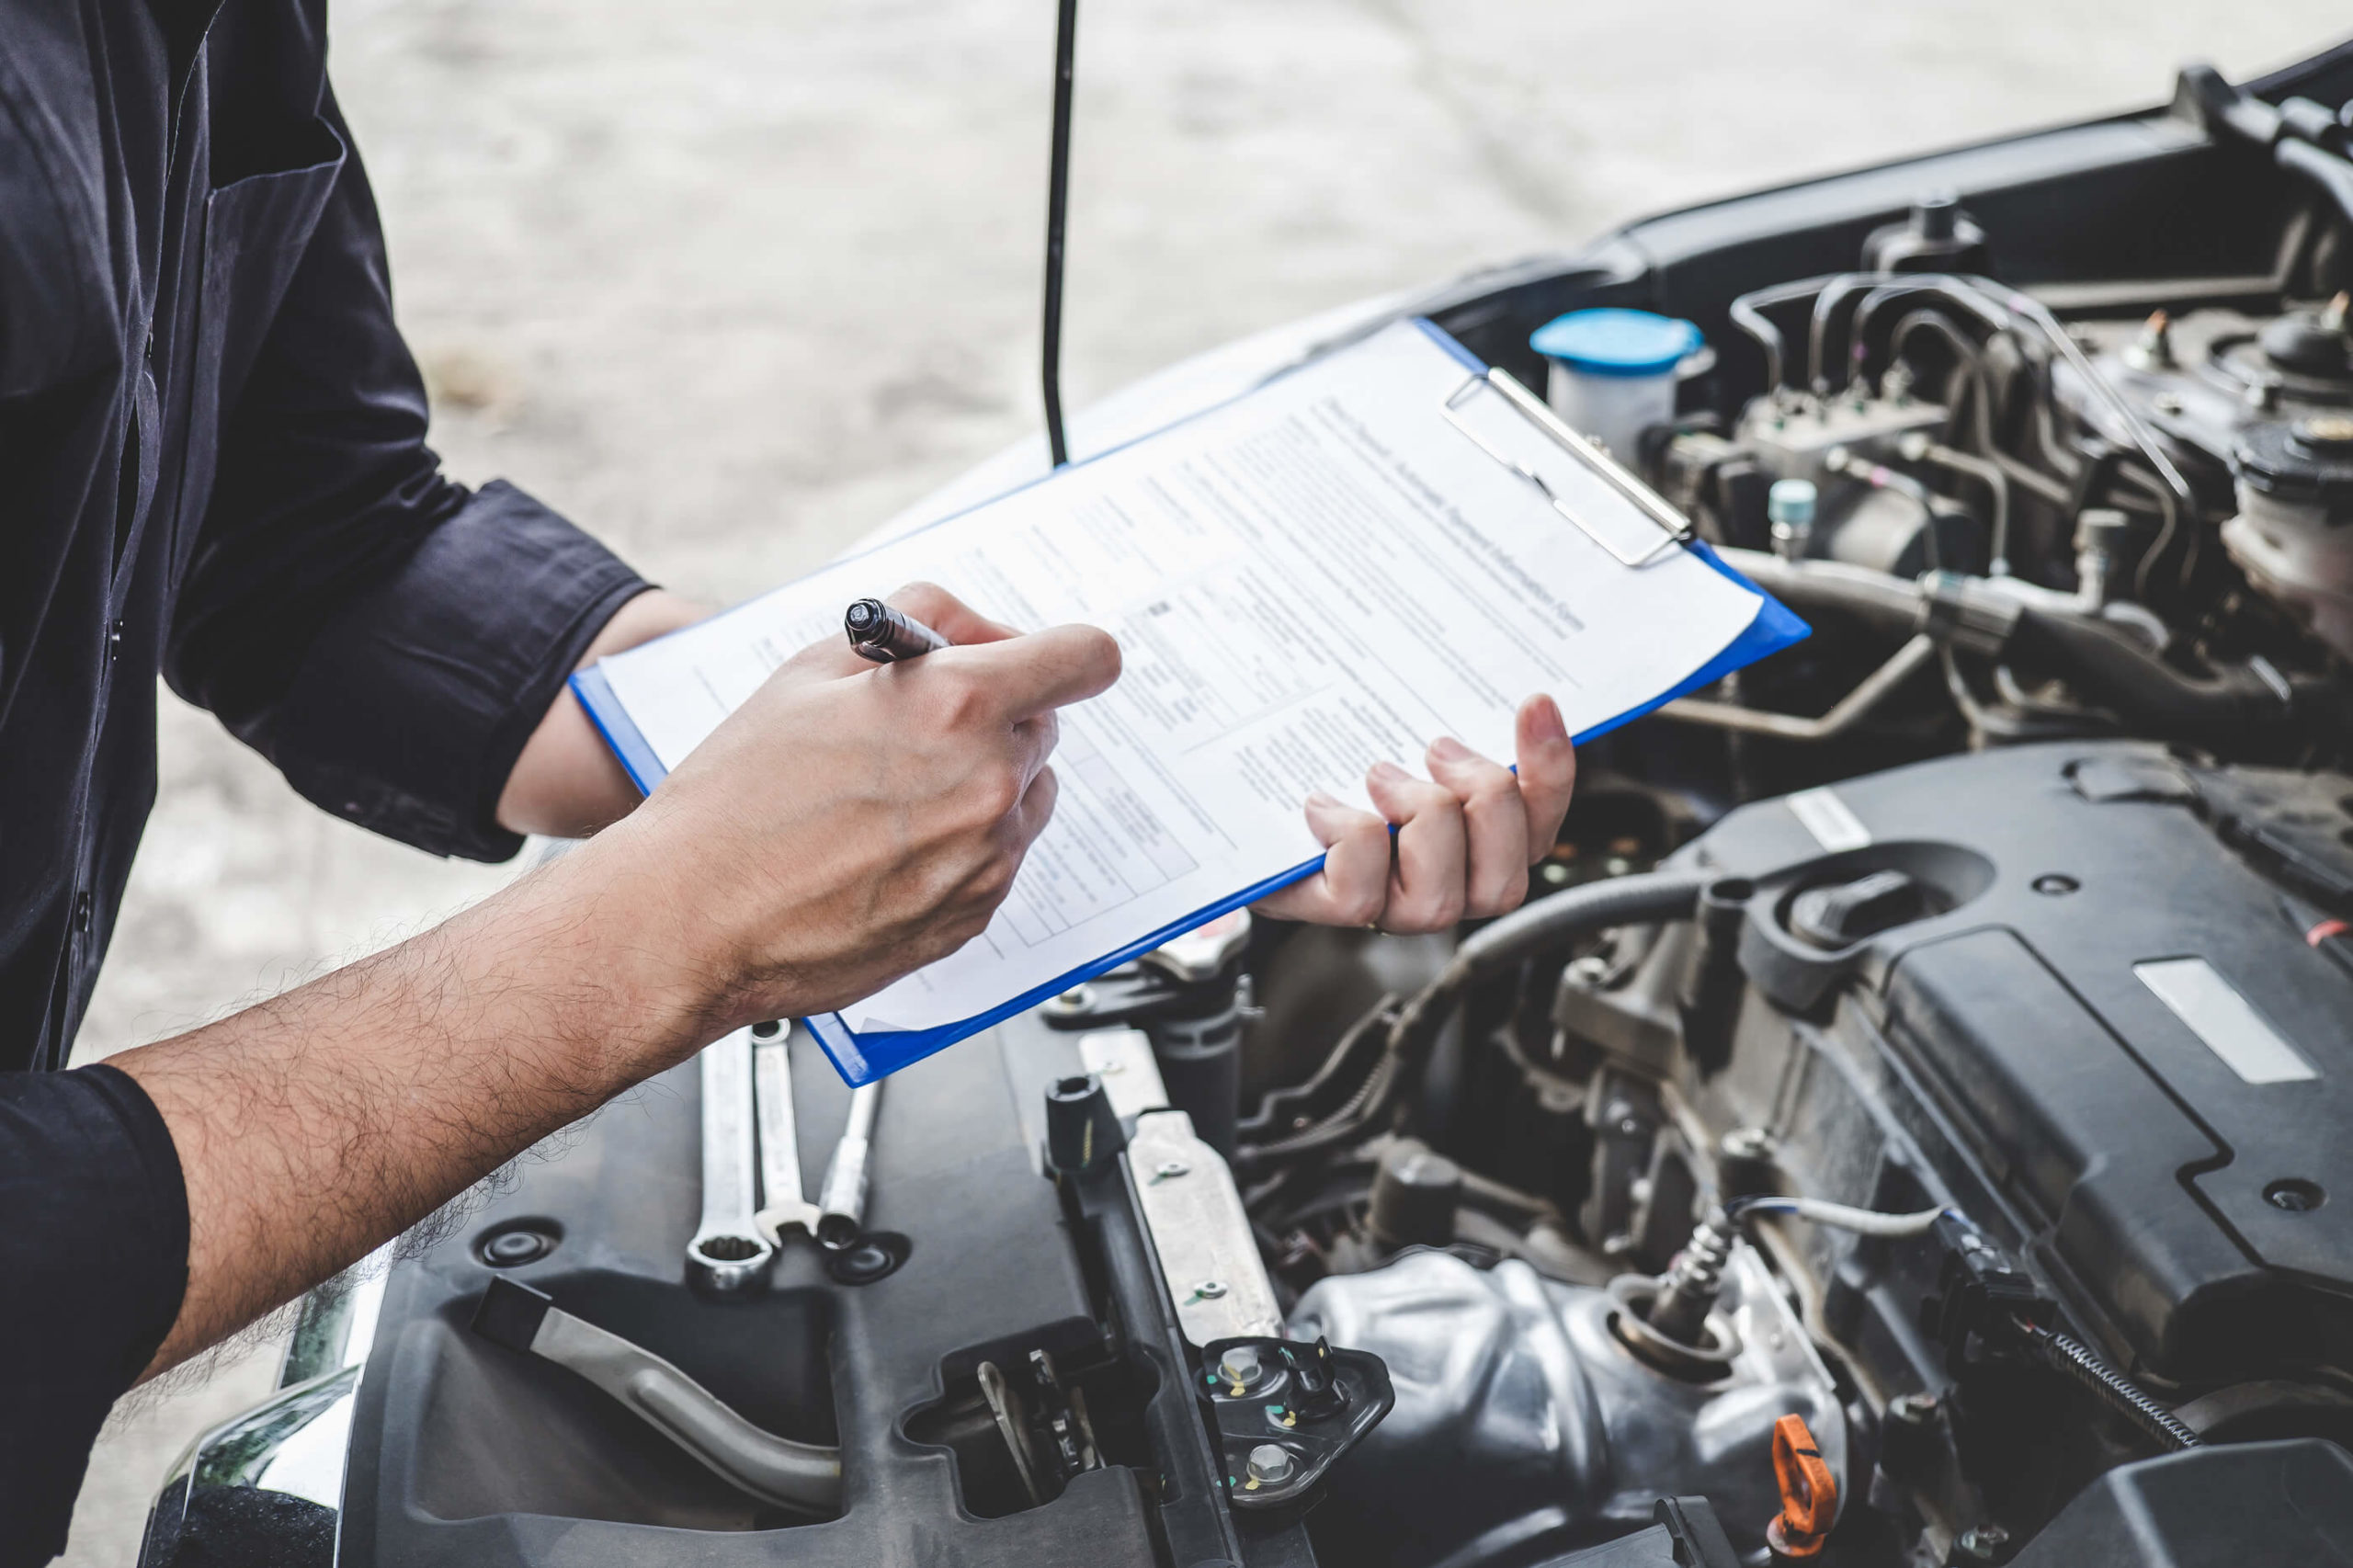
1245 1444 1296 1485
1565 953 1610 988
2298 414 2353 450
1958 1524 2009 1560
1218 1346 1262 1386
1154 1160 1190 1182
1721 1126 1774 1162
1889 1392 1939 1426
1538 1082 1582 1116
482 1229 552 1267
1194 1279 1228 1300
2265 1178 2325 1213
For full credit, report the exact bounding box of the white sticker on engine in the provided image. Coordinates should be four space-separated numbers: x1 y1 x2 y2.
1787 787 1871 853
2135 958 2317 1085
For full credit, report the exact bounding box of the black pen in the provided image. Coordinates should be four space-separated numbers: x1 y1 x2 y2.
845 598 952 663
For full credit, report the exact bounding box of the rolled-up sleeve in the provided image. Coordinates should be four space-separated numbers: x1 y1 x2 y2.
0 1065 188 1563
255 482 645 861
165 84 646 863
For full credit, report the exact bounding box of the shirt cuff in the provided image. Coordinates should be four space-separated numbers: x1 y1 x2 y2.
269 481 649 861
0 1064 189 1562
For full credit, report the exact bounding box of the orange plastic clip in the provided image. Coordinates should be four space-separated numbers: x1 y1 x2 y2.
1766 1413 1838 1559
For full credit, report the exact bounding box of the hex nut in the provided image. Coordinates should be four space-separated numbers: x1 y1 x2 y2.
1246 1443 1296 1485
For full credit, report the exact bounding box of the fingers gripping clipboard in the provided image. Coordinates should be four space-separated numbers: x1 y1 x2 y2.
574 318 1809 1084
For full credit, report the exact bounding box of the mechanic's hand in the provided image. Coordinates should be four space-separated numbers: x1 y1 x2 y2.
1255 695 1575 933
607 583 1120 1028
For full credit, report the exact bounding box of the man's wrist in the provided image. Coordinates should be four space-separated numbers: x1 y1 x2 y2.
496 589 711 839
528 813 768 1061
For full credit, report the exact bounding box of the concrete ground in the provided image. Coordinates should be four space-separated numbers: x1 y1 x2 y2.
62 1 2347 1561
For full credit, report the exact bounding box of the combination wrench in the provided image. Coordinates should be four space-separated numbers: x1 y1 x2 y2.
753 1026 822 1244
685 1028 774 1292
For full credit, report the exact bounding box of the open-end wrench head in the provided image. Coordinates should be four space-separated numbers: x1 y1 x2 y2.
755 1200 825 1248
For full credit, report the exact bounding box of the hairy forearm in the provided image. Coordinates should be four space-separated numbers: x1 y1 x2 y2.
114 835 711 1376
109 584 1120 1381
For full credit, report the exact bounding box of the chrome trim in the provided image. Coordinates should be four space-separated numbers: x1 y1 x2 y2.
141 1248 390 1566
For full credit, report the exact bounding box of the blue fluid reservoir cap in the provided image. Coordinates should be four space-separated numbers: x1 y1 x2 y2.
1530 309 1704 379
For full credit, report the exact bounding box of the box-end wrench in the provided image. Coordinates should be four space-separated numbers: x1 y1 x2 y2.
815 1080 881 1250
685 1028 774 1293
752 1024 821 1246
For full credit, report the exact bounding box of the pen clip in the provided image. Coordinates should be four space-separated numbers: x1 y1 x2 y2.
1440 369 1696 569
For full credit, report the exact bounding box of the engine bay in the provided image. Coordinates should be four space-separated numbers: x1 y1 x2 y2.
145 55 2353 1568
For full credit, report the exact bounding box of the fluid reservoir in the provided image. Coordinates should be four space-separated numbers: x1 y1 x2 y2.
1530 308 1702 466
2226 415 2353 659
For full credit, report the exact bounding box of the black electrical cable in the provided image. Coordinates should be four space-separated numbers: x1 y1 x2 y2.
2019 1320 2202 1452
1040 0 1078 468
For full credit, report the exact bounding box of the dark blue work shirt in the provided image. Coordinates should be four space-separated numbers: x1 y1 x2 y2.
1 0 647 1553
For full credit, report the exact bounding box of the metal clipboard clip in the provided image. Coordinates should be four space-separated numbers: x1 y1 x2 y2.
1440 368 1695 568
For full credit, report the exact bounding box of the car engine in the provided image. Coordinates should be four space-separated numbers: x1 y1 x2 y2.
145 58 2353 1568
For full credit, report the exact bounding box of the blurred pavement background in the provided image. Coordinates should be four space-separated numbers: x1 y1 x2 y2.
63 1 2347 1560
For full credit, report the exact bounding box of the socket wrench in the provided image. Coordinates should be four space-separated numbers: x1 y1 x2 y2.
753 1025 822 1244
685 1028 774 1292
815 1081 881 1250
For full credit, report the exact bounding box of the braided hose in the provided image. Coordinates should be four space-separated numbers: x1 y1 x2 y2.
2023 1323 2200 1452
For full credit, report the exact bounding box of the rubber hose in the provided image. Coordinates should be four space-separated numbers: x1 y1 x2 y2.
1722 550 2347 743
2026 1324 2201 1453
1245 870 1712 1168
1715 548 1924 641
2279 139 2353 230
2005 606 2295 739
1382 869 1711 1085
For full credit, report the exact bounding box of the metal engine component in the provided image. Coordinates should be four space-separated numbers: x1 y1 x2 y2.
1735 390 1949 490
1563 743 2353 1392
1289 1244 1845 1567
2071 302 2353 657
1608 1210 1742 1379
1128 1109 1283 1343
1731 392 1972 574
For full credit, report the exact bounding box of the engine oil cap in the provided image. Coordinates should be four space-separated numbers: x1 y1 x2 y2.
2234 416 2353 507
1529 309 1702 379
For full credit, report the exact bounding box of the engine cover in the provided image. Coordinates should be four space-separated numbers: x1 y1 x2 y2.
1679 743 2353 1383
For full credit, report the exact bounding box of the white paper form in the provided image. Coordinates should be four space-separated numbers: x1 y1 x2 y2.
592 321 1768 1036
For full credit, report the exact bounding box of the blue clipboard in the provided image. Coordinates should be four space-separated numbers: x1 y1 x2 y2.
573 318 1809 1085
